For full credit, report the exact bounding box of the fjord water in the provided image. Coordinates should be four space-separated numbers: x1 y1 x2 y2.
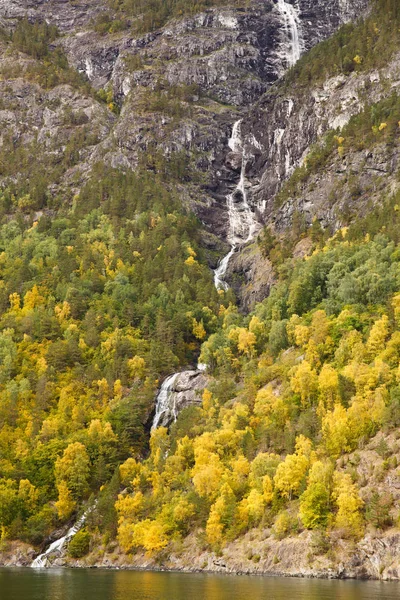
2 569 400 600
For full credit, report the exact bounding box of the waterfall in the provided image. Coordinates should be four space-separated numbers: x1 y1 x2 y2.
276 0 303 68
31 508 91 568
213 120 259 290
152 373 180 430
214 246 236 290
152 123 260 427
228 119 242 152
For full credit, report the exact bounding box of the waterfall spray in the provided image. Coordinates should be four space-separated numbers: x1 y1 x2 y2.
213 120 259 290
152 373 180 430
276 0 303 68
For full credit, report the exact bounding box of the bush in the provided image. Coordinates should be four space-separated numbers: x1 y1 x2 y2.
68 530 91 558
366 492 393 530
310 530 331 556
273 511 298 539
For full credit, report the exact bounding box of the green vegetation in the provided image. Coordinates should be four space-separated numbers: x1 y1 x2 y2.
0 165 222 545
11 18 58 59
108 0 241 33
115 209 400 554
285 0 400 91
68 530 91 558
93 13 129 35
2 0 400 568
0 19 92 92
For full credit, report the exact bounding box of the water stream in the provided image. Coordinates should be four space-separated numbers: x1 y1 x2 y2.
276 0 303 67
31 508 91 568
153 2 304 428
213 119 258 290
151 373 180 430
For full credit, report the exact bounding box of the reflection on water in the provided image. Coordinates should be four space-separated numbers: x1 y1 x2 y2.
1 568 400 600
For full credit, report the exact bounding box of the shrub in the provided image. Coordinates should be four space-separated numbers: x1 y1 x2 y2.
68 530 91 558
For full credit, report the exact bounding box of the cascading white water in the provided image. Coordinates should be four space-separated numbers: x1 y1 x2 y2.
214 2 304 290
31 509 90 568
228 119 242 152
214 245 236 290
276 0 303 67
213 120 259 290
153 6 303 423
152 373 180 430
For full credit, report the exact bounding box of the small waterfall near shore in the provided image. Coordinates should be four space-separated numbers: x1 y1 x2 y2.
31 509 91 568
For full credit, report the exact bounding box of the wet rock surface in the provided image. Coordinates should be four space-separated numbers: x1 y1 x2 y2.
227 242 275 311
241 53 400 234
153 370 208 428
0 0 371 256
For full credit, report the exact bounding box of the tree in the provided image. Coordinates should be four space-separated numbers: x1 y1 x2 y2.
322 404 352 458
206 483 236 547
253 388 288 430
299 461 333 529
55 481 76 521
366 315 390 359
249 452 281 491
55 442 90 500
18 479 38 514
300 483 330 529
68 530 91 558
238 489 265 529
290 361 319 407
318 364 339 413
274 437 313 500
133 519 169 554
192 450 224 500
332 472 364 538
0 479 18 529
273 511 295 539
269 320 289 357
366 491 393 529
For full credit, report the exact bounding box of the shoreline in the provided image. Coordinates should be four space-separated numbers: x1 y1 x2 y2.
0 563 397 582
2 527 400 581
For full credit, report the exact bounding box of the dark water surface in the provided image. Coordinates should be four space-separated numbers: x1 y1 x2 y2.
1 568 400 600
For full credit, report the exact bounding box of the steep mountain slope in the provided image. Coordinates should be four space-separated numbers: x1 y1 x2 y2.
3 0 400 580
0 0 370 247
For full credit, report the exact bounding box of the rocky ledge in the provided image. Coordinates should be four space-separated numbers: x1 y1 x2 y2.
153 370 208 429
4 528 400 581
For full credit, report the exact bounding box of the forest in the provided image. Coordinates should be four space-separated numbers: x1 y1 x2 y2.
1 0 400 568
114 199 400 554
0 166 223 546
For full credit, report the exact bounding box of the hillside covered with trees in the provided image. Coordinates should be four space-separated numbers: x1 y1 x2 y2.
1 0 400 580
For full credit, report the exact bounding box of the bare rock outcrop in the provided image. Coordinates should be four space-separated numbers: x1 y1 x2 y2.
241 52 400 233
153 370 208 429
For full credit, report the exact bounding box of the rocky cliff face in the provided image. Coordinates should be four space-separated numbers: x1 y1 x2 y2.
152 370 208 429
58 0 371 235
0 0 376 306
0 0 107 32
241 51 400 233
0 0 371 247
58 0 369 104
